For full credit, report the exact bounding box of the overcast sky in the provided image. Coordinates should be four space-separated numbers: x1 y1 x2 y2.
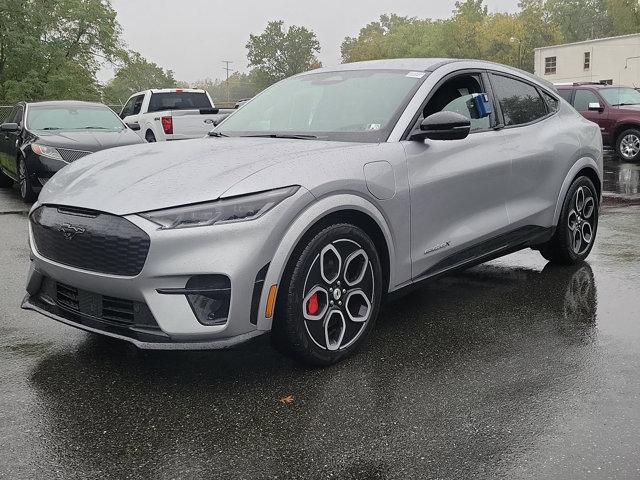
107 0 520 83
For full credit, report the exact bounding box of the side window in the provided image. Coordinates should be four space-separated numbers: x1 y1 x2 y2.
490 74 547 126
573 90 599 112
542 91 559 112
120 96 136 118
422 73 492 132
14 106 24 126
558 89 572 103
132 95 144 115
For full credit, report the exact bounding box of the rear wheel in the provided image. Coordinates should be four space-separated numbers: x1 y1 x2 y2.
616 128 640 161
17 156 36 203
272 223 382 366
145 130 156 143
539 176 598 265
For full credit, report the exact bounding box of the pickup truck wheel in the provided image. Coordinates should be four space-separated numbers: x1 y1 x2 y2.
539 176 598 265
616 128 640 161
272 223 382 366
145 130 156 143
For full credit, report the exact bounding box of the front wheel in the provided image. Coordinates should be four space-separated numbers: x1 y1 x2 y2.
616 128 640 161
18 157 36 203
272 223 383 365
539 176 598 265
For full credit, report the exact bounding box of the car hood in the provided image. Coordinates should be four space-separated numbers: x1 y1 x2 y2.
39 137 363 215
33 129 143 152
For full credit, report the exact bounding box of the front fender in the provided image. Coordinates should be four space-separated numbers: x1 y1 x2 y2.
255 193 396 331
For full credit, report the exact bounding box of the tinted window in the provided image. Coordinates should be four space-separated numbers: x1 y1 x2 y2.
14 106 24 125
558 89 572 103
573 90 599 111
491 74 547 126
148 92 212 113
131 95 144 115
121 96 137 118
542 91 559 112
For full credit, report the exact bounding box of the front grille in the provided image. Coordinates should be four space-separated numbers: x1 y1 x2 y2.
56 148 92 163
31 205 150 276
41 278 157 327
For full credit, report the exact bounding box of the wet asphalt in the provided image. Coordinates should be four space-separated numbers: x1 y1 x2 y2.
1 157 640 479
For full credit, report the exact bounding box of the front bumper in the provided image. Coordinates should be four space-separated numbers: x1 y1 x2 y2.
23 188 315 348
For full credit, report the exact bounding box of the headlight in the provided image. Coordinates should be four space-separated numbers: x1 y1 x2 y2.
139 186 300 229
32 144 63 161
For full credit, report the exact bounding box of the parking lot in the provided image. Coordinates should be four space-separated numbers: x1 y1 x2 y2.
0 157 639 480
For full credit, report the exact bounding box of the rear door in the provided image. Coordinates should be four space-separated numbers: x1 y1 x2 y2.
0 106 20 176
489 72 562 228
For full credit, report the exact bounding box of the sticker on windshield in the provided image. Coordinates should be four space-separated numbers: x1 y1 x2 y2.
367 124 382 131
406 71 425 79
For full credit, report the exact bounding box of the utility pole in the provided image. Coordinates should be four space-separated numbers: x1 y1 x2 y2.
222 61 234 103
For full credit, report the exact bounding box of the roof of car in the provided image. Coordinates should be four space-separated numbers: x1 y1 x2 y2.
311 58 460 74
25 100 108 108
555 83 626 89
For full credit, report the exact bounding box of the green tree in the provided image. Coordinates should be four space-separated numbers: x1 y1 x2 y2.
607 0 640 35
0 0 124 103
193 72 259 104
246 21 321 90
103 52 177 104
544 0 611 43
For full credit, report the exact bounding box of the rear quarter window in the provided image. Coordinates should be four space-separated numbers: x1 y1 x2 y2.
558 89 572 103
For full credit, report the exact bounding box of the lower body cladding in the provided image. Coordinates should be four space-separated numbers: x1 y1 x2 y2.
21 192 313 349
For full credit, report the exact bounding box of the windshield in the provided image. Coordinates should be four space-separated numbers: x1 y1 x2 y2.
27 105 125 132
217 70 426 142
600 87 640 106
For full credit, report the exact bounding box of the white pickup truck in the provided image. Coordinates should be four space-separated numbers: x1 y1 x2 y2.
119 89 231 142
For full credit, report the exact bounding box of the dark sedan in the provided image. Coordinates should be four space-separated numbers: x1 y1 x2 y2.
0 101 144 202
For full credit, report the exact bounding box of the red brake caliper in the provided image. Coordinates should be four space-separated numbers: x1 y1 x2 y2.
307 292 319 316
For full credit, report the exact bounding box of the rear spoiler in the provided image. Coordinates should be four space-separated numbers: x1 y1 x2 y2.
199 108 220 115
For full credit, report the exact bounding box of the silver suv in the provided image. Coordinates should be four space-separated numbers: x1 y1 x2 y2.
23 59 603 365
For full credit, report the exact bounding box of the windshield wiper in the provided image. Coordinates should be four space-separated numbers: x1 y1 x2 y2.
208 131 228 137
41 127 61 130
240 133 318 140
613 102 640 106
83 126 111 130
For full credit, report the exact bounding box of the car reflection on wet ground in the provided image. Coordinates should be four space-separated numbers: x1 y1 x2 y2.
603 153 640 199
1 173 640 479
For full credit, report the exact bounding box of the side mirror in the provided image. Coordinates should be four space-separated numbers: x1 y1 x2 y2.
126 122 141 131
588 102 604 112
410 111 471 141
0 122 19 133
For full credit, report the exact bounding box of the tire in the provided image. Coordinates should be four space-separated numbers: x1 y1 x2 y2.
616 128 640 161
145 130 156 143
0 168 13 188
17 156 36 203
539 176 598 265
272 223 383 366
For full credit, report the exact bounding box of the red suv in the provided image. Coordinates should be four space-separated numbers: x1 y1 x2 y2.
557 83 640 161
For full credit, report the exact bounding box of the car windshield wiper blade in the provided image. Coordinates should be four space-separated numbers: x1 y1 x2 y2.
208 131 229 137
613 102 640 106
83 126 111 130
40 127 61 130
240 133 318 140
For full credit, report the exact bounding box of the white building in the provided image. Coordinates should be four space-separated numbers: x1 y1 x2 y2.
534 33 640 86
